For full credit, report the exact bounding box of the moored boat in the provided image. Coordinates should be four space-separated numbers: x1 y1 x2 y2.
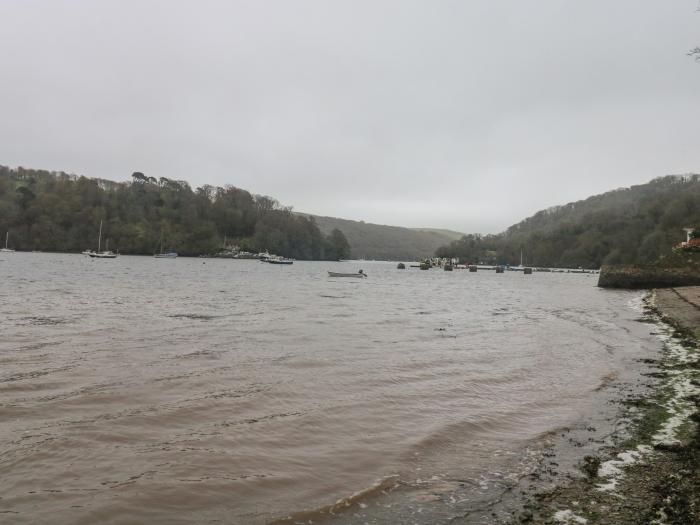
89 251 118 259
267 257 294 265
0 232 15 252
327 270 366 278
88 220 118 259
154 231 177 258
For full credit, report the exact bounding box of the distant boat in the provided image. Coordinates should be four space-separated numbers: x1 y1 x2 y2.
507 249 525 271
328 270 366 278
89 251 118 259
154 231 177 258
0 232 15 252
267 256 294 265
87 220 118 259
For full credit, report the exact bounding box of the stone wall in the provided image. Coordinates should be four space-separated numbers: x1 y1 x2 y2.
598 265 700 289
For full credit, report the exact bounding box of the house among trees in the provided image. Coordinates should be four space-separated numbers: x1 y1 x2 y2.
675 227 700 252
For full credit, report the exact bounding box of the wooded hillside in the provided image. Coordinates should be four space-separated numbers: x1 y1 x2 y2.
0 166 349 259
437 175 700 268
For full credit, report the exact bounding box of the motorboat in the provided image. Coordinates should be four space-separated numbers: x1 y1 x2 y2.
327 270 367 278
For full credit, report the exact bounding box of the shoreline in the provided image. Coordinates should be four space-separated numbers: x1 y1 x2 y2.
505 287 700 524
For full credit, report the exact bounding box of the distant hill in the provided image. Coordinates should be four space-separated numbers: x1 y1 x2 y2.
299 213 463 260
436 174 700 268
410 228 464 241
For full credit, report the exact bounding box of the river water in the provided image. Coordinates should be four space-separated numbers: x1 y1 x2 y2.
0 254 659 524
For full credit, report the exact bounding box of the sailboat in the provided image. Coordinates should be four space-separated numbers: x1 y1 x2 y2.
154 230 177 258
0 232 15 252
507 249 525 271
87 220 118 258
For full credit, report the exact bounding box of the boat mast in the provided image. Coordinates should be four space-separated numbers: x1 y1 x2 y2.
98 220 103 253
520 249 523 267
4 231 7 249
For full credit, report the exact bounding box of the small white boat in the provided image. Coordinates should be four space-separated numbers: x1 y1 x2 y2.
0 232 15 252
328 270 367 278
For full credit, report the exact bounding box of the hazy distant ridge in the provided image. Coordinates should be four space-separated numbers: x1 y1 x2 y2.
299 213 463 260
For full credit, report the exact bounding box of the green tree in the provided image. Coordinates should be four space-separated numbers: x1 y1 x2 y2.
325 228 350 260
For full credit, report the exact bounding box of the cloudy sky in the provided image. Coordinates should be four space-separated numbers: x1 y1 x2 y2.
1 1 699 232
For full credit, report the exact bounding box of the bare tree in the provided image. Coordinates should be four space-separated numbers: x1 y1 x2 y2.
693 3 700 60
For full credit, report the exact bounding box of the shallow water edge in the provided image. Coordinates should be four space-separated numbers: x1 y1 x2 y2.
503 288 700 525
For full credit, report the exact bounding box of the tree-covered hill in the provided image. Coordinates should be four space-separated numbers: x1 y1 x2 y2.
436 175 700 268
297 213 464 261
0 166 349 259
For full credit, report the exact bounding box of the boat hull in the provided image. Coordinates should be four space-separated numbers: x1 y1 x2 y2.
327 271 366 278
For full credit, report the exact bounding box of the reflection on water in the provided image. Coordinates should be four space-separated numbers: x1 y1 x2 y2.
0 254 656 524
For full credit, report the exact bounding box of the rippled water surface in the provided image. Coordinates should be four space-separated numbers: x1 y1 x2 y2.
0 254 657 523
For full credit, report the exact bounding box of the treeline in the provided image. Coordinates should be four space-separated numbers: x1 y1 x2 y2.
0 166 350 259
436 175 700 268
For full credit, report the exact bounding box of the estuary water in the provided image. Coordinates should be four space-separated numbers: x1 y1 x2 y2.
0 254 658 524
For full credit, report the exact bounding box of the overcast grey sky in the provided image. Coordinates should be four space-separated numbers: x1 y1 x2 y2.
1 1 698 232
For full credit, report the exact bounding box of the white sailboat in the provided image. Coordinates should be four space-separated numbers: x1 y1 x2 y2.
154 231 177 258
507 249 525 271
0 232 15 252
154 251 178 258
87 220 118 258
